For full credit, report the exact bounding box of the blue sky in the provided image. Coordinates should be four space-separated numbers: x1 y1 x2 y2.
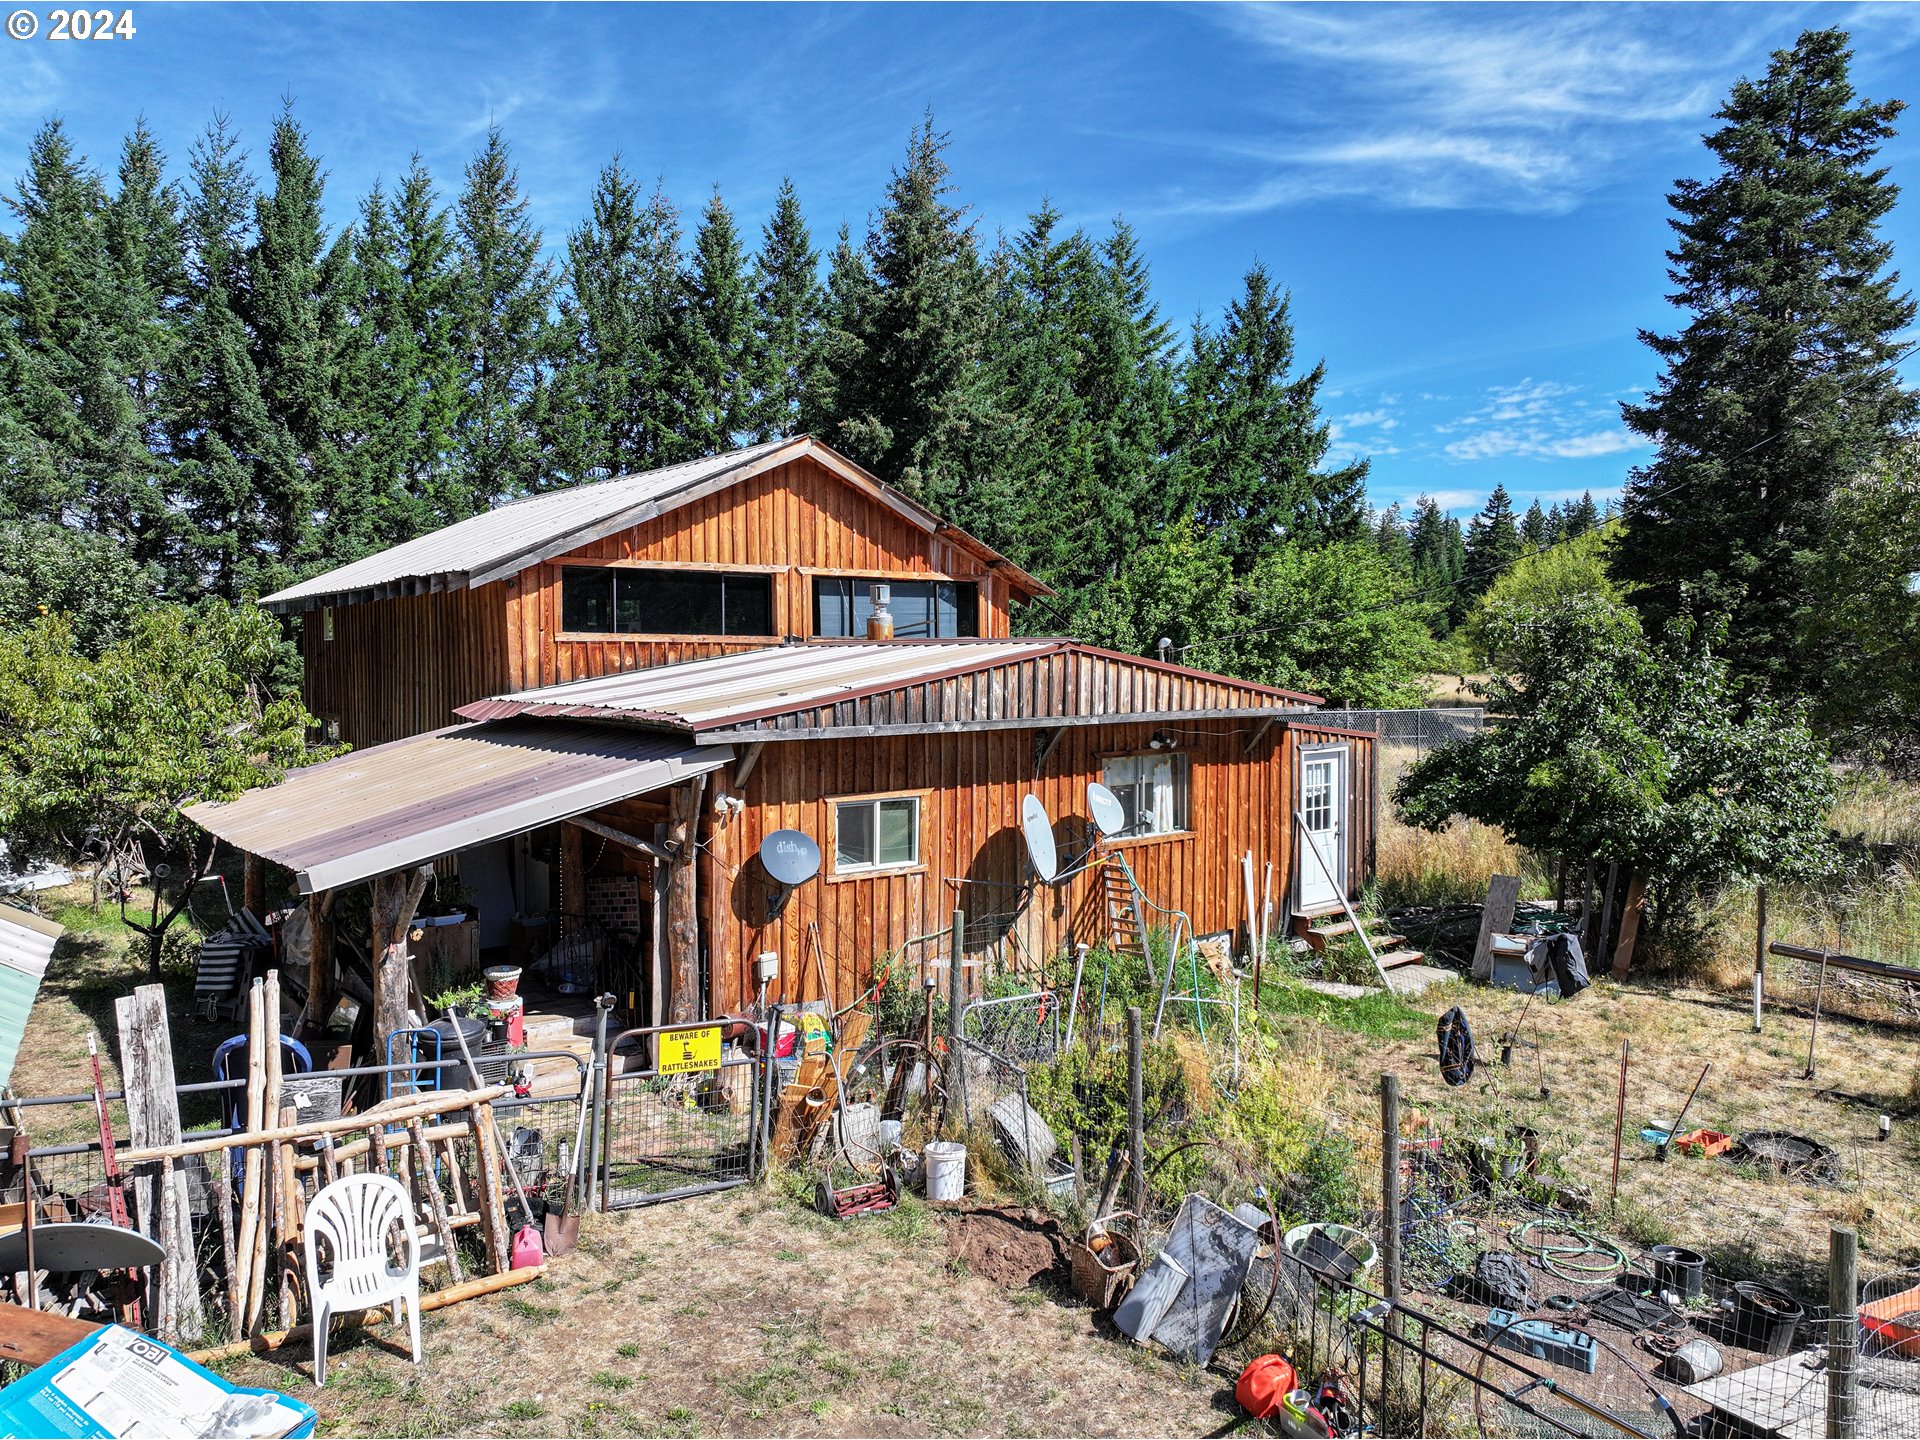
4 2 1918 517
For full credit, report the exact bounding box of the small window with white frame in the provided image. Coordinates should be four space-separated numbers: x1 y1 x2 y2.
833 794 922 874
1101 753 1189 837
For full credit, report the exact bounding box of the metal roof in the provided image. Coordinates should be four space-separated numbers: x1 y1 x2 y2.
456 638 1322 735
0 908 61 1090
260 436 1047 614
184 721 732 894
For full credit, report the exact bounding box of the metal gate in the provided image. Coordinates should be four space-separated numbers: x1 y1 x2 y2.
599 1022 766 1210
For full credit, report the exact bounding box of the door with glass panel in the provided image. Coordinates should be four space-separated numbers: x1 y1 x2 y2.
1295 746 1349 912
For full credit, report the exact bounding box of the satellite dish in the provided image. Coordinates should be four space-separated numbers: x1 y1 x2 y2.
1021 793 1059 884
760 829 822 888
1087 782 1127 839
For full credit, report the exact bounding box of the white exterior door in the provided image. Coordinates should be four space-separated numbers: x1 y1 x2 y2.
1296 746 1350 912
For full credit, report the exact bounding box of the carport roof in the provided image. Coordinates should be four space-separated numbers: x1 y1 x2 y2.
184 721 731 894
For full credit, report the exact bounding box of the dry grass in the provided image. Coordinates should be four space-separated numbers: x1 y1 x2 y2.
1373 813 1548 911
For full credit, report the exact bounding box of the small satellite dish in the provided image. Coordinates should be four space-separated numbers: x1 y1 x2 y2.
1087 782 1127 839
760 829 822 888
1021 793 1059 884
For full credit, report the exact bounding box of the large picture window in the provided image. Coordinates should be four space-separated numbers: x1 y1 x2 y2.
812 577 978 638
1101 753 1189 837
560 567 773 637
833 794 922 874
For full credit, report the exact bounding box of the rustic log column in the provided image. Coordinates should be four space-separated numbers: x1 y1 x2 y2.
666 775 707 1025
702 780 735 1020
243 854 265 916
305 890 335 1032
371 868 431 1057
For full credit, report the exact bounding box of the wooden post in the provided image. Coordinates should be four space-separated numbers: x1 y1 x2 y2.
1471 875 1521 982
1126 1007 1145 1219
1595 862 1620 971
1753 886 1769 1033
243 853 265 917
1380 1073 1403 1405
273 1104 296 1329
946 909 967 1133
239 981 270 1337
703 786 734 1021
213 1147 239 1329
469 1101 510 1274
1829 1225 1859 1439
1611 1041 1629 1209
306 891 335 1033
371 868 431 1058
409 1118 464 1285
665 776 707 1025
112 983 205 1343
560 822 585 937
1609 872 1647 980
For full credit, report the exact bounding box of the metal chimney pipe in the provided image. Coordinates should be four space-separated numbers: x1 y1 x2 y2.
866 583 895 641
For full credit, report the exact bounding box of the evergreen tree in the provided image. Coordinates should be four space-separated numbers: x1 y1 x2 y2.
1611 28 1917 695
681 187 755 455
452 126 553 506
1464 483 1523 596
245 107 352 586
165 115 274 599
1175 263 1366 571
823 116 996 512
1082 218 1178 567
797 223 870 441
747 177 820 442
1564 490 1600 539
1373 503 1412 571
1408 495 1467 633
1520 499 1548 551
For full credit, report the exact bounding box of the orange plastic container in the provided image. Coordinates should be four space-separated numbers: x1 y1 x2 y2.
1674 1128 1732 1157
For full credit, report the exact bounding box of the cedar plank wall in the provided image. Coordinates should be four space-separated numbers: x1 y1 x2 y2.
677 721 1375 1014
303 586 511 749
303 453 1017 749
504 455 1015 690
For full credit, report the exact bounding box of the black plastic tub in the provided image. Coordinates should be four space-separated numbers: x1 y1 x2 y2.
1732 1280 1804 1357
1651 1244 1707 1300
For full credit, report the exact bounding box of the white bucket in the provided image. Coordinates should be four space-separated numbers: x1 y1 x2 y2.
878 1119 904 1150
924 1140 968 1201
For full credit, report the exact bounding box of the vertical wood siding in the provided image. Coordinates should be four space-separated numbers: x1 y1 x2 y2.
650 723 1374 1014
303 586 511 749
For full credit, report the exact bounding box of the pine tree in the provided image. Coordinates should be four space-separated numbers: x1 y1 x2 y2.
681 187 755 455
747 178 821 442
245 107 352 586
165 115 274 599
1612 28 1917 694
1083 218 1177 562
1174 263 1366 571
1520 499 1548 551
823 116 996 512
1373 503 1412 571
384 159 465 529
1565 491 1599 539
1408 495 1466 633
452 126 553 506
1464 483 1523 596
800 223 872 441
545 157 648 485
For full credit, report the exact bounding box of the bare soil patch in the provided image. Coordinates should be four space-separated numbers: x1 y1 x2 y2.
939 1205 1068 1289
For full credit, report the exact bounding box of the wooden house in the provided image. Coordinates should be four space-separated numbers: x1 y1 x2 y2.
197 438 1385 1055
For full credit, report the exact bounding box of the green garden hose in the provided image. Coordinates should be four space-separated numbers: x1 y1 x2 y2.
1509 1218 1629 1282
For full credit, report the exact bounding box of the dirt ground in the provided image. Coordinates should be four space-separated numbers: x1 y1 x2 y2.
214 1187 1236 1439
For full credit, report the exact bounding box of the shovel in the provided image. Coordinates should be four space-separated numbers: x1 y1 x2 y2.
446 1011 545 1268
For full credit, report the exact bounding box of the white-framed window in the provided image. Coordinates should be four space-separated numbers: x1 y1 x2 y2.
833 794 922 873
1101 753 1189 837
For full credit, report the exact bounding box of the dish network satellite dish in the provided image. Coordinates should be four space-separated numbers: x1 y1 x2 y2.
760 829 822 887
1020 793 1059 884
1086 782 1126 840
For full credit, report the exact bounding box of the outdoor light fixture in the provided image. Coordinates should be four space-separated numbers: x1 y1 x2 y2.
1148 730 1174 750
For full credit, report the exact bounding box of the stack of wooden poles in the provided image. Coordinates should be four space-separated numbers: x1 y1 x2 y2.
103 973 543 1360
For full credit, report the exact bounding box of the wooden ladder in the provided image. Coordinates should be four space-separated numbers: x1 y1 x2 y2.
1291 912 1427 972
1102 855 1153 972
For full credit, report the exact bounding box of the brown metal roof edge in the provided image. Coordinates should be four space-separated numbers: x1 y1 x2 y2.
1281 719 1379 741
1062 641 1325 706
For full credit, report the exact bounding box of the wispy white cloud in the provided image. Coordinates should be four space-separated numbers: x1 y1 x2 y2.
1153 4 1791 216
1438 377 1647 462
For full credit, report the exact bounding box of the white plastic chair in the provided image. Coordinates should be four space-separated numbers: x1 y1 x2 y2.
304 1172 422 1386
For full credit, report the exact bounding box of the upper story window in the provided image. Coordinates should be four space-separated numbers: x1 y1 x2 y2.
561 567 774 637
812 577 978 638
1101 753 1190 837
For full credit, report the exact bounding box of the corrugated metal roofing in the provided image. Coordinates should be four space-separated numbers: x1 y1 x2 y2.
260 436 1047 613
456 638 1321 733
184 721 731 894
0 908 61 1090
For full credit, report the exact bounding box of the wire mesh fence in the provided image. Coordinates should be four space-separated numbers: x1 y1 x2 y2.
1314 706 1487 757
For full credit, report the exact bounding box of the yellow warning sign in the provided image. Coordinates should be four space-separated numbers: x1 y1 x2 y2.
657 1024 722 1076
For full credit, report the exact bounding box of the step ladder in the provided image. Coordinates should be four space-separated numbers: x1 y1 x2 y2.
1101 854 1154 980
1292 913 1427 972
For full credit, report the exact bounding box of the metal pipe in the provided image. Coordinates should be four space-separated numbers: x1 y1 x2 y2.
1610 1040 1628 1207
1062 943 1088 1054
1656 1063 1710 1162
1294 807 1391 988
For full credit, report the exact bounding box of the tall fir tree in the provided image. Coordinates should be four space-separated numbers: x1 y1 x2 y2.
798 222 872 442
1519 499 1548 551
1174 263 1367 571
383 160 465 529
1611 28 1917 695
1464 483 1523 596
1408 495 1467 633
165 115 274 599
452 126 553 506
680 187 755 455
1373 503 1412 571
747 177 821 442
821 116 996 513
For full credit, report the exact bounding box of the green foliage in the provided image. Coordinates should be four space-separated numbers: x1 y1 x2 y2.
1254 976 1429 1042
1465 525 1621 666
1024 1034 1193 1156
1612 29 1917 699
0 520 160 655
1397 594 1838 930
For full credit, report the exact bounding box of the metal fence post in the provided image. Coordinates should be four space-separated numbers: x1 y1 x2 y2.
947 909 967 1132
1127 1007 1145 1218
1829 1225 1859 1439
1753 886 1768 1034
1381 1073 1403 1410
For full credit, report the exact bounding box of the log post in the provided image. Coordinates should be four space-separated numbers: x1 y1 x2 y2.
112 983 205 1344
702 782 735 1021
371 868 432 1058
306 891 335 1033
1610 872 1648 981
1829 1225 1859 1439
469 1101 510 1274
1126 1007 1145 1220
1752 886 1768 1034
665 776 707 1025
243 854 265 917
